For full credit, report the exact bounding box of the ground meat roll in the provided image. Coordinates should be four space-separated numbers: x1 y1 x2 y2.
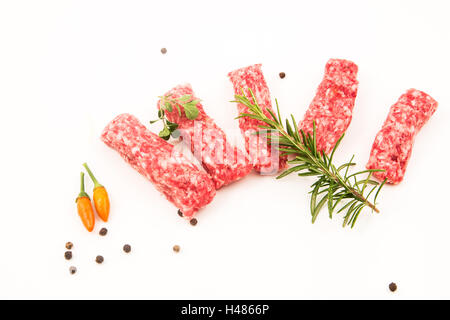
228 64 287 174
298 59 359 154
366 89 438 184
158 84 253 189
101 113 216 217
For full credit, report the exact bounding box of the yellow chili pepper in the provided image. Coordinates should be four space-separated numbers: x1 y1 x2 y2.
76 172 95 232
83 163 110 222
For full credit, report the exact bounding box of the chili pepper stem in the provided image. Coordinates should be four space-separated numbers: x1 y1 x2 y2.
83 162 103 189
77 172 90 201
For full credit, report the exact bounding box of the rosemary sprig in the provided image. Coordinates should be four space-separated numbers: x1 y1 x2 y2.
232 89 386 228
151 94 200 140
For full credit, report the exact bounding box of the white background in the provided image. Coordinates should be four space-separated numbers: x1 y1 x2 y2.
0 0 449 299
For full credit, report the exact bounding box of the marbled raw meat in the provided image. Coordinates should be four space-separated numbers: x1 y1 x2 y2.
101 113 216 217
366 89 438 184
299 59 359 154
228 64 287 174
158 84 253 189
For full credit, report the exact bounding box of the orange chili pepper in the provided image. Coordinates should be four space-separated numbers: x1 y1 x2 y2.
83 163 110 222
76 172 95 232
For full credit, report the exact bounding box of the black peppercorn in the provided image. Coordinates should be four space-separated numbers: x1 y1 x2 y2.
190 218 198 226
95 255 104 264
99 228 108 236
123 244 131 253
389 282 397 292
64 251 72 260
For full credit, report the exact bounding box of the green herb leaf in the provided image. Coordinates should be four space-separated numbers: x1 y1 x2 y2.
276 164 309 179
184 101 199 120
158 127 171 140
151 94 199 139
164 101 173 112
178 95 191 102
166 120 178 131
175 104 182 116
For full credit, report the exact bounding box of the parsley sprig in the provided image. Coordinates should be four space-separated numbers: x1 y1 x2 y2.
151 94 200 140
232 89 386 228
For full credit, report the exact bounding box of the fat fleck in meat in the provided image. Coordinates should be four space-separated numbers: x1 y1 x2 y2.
366 89 438 184
101 114 216 217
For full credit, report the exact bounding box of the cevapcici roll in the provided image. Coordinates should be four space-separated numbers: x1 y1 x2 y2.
158 84 253 189
366 89 438 184
298 59 359 154
228 64 287 174
101 113 216 217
